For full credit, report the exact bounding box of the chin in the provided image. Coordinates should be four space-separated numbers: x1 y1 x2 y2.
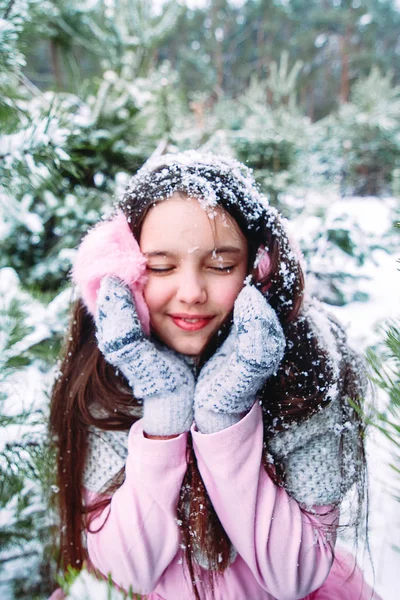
162 332 210 357
171 340 204 356
155 325 220 357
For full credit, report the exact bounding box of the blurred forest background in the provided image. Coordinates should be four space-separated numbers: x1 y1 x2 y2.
0 0 399 598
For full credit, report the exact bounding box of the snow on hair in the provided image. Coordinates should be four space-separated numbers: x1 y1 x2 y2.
119 150 270 226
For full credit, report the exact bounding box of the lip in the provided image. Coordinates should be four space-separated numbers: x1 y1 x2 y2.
169 314 214 332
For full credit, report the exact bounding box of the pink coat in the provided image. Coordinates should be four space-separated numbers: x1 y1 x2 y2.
82 403 380 600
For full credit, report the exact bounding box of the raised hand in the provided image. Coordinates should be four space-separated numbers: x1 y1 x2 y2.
194 285 285 434
96 277 195 436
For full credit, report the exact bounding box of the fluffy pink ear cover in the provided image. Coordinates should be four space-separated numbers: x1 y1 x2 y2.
256 246 271 284
71 212 150 335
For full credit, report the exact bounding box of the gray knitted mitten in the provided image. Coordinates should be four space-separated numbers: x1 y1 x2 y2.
194 285 286 434
96 277 194 436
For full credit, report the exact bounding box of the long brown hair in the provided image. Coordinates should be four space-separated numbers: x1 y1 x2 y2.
49 153 366 596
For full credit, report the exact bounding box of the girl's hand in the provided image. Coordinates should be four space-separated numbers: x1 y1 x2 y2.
194 285 285 434
96 277 194 436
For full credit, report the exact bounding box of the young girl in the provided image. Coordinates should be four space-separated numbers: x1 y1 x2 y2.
49 152 380 599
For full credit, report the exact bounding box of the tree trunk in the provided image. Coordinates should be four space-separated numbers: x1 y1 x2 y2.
256 22 265 78
50 40 63 89
339 28 351 103
211 1 224 97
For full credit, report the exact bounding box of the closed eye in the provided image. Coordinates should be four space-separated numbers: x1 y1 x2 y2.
147 266 174 273
209 265 235 273
147 265 236 273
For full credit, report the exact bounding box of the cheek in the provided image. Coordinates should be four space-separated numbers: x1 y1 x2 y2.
213 274 246 313
143 279 169 314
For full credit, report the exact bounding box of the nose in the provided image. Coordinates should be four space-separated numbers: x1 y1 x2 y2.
176 268 207 305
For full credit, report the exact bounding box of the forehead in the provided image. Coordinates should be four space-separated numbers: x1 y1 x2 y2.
139 194 246 250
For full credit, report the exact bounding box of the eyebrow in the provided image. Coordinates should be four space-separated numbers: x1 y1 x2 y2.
144 246 243 258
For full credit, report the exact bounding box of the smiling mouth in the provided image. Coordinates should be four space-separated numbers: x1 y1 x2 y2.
169 315 214 331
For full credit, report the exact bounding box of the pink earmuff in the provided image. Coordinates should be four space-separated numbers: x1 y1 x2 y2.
71 212 150 335
256 246 271 288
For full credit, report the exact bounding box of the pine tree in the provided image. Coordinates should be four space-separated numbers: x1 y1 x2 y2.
206 51 311 209
366 319 400 504
0 267 68 598
57 565 142 599
317 67 400 196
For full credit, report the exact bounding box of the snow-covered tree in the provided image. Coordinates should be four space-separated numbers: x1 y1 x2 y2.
200 53 313 208
56 566 141 599
317 68 400 196
367 319 400 503
0 267 70 598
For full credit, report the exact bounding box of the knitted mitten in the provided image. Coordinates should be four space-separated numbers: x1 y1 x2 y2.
96 277 194 436
194 285 285 434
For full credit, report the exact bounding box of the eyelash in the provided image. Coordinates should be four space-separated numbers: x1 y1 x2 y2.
147 266 235 274
210 266 234 273
147 267 174 273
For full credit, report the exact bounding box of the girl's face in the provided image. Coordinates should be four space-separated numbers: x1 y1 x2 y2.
140 194 249 355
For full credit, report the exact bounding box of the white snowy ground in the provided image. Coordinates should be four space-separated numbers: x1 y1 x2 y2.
319 199 399 600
